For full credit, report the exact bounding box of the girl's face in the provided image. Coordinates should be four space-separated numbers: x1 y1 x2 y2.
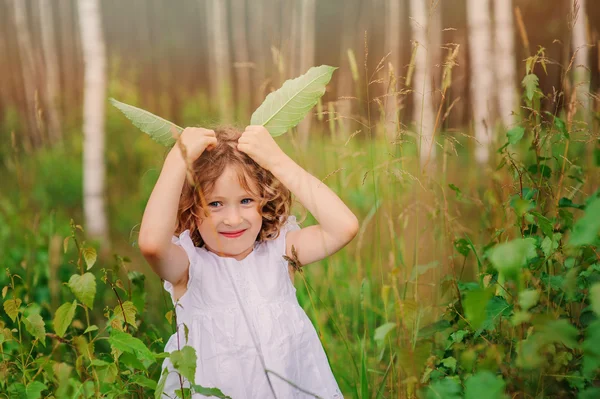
197 165 263 260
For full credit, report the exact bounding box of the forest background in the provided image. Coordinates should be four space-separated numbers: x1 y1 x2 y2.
1 0 600 398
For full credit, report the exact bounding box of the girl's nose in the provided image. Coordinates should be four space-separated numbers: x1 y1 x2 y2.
224 207 243 226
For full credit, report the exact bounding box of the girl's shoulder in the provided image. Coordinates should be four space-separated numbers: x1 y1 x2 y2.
172 229 206 265
264 215 301 257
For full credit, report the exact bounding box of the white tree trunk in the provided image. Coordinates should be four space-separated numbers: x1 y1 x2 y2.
409 0 436 165
494 0 517 127
39 0 63 142
78 0 108 243
206 0 233 121
467 0 493 164
384 0 401 142
572 0 589 110
12 0 42 148
231 0 251 120
248 1 267 109
297 0 316 147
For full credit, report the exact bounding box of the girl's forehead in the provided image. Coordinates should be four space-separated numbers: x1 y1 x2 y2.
210 165 259 196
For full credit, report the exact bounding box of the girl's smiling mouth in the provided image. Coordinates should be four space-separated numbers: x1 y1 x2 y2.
220 229 246 238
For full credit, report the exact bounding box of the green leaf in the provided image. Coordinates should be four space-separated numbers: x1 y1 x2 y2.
109 330 156 367
582 320 600 378
175 388 192 398
170 345 197 385
25 381 47 399
522 74 539 101
191 385 232 399
506 126 525 145
488 238 537 279
83 247 97 270
537 319 579 349
465 371 506 399
250 65 337 137
109 98 183 146
114 301 138 327
23 313 46 345
130 374 157 390
84 325 99 334
463 287 494 330
423 378 462 399
527 164 552 178
53 300 77 338
559 197 585 210
410 261 439 281
569 195 600 247
589 284 600 316
374 322 396 344
518 289 540 311
3 298 21 322
441 357 457 373
68 273 96 308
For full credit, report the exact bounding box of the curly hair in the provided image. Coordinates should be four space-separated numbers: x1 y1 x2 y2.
174 125 292 247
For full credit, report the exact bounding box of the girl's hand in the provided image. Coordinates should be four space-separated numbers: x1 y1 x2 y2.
177 127 218 162
237 125 287 170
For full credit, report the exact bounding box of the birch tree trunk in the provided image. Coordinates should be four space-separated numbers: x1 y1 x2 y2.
39 0 63 142
494 0 517 127
12 0 42 148
572 0 589 111
384 0 402 141
297 0 316 147
409 0 436 165
206 0 233 121
335 0 364 136
467 0 493 164
78 0 109 244
231 0 251 120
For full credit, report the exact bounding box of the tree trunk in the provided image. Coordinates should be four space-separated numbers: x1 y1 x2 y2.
409 0 436 165
206 0 233 122
384 0 402 142
297 0 316 147
494 0 517 128
78 0 109 244
38 0 63 142
467 0 493 164
572 0 590 111
12 0 43 148
231 0 252 121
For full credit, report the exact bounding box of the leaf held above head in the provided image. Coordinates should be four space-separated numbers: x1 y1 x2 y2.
109 98 183 147
250 65 337 137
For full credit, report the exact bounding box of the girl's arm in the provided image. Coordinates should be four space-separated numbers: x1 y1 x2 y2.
138 128 217 285
237 126 359 266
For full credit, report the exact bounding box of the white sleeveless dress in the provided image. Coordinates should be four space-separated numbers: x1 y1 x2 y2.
160 216 343 399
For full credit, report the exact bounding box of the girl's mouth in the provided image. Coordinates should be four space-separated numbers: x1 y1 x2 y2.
220 229 246 238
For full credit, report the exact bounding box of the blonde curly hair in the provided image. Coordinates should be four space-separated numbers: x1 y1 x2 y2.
175 125 292 247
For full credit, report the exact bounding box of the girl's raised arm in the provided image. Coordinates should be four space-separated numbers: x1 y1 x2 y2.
237 126 359 266
138 128 217 286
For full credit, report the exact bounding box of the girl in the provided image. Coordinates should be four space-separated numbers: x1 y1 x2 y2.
139 125 358 398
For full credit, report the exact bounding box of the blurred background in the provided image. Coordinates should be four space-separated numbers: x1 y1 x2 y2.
1 0 599 397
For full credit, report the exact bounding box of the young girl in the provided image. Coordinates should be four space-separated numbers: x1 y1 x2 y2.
139 125 358 398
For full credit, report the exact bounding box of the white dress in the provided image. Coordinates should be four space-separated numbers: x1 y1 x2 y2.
160 216 343 399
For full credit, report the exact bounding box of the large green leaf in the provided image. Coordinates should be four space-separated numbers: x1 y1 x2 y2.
109 98 183 146
24 313 46 346
250 65 337 137
569 195 600 247
109 330 156 367
465 371 506 399
170 345 197 385
53 300 78 338
68 273 96 308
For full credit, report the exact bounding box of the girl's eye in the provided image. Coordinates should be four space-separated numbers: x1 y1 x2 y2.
208 201 221 207
241 198 253 205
